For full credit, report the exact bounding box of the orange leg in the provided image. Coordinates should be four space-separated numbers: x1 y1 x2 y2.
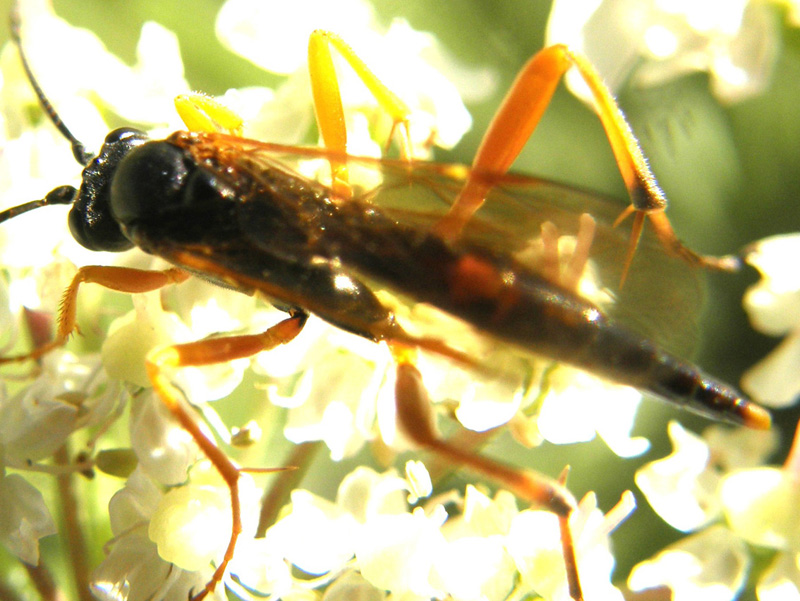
2 261 306 598
433 44 737 283
146 312 307 601
0 265 190 365
390 345 583 601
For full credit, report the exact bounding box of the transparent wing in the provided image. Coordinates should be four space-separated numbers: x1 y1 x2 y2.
354 160 704 357
183 133 704 358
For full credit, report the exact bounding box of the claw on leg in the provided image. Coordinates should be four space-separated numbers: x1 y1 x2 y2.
433 43 737 283
0 265 189 366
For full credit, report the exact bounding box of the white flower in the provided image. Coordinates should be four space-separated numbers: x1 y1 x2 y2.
546 0 787 104
741 233 800 407
264 319 392 460
92 466 227 601
270 488 361 576
9 1 188 132
635 421 723 531
756 551 800 601
0 371 78 465
321 571 386 601
0 0 188 284
260 465 447 598
259 464 630 601
0 349 120 565
516 365 648 457
104 286 252 402
223 537 294 600
0 349 122 462
148 462 257 571
630 419 787 600
721 468 800 550
432 486 518 601
0 471 57 564
266 466 414 577
433 534 515 601
127 390 203 487
0 1 192 312
357 506 449 597
93 462 261 601
629 525 750 601
506 490 634 601
101 286 259 487
215 0 475 156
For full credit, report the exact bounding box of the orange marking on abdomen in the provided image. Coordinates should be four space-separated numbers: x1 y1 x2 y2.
448 255 505 302
447 255 520 324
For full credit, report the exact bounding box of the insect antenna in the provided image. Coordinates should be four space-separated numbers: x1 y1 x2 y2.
0 186 76 225
9 5 93 166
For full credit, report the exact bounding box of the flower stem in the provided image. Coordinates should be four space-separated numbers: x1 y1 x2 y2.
54 445 92 601
22 561 65 601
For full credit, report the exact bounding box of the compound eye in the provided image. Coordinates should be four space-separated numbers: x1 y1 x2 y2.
109 141 191 226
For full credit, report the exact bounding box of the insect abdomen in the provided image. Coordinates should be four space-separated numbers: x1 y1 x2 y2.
438 251 755 425
333 221 755 426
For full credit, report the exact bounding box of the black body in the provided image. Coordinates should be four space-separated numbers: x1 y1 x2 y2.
60 128 759 426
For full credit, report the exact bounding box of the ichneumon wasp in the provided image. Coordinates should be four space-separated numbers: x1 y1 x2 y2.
0 3 772 601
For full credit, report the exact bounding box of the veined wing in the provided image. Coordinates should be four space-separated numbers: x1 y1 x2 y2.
174 133 704 359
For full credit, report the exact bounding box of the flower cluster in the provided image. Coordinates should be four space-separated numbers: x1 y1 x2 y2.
626 233 800 600
0 1 639 600
740 234 800 407
627 419 800 600
93 457 635 601
1 1 793 601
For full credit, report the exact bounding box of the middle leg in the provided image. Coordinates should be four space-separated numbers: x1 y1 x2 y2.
145 311 308 601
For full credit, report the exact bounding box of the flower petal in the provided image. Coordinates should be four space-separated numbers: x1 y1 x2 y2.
628 526 750 601
721 467 800 551
0 473 57 564
757 552 800 601
356 506 447 597
742 331 800 407
702 423 779 470
268 489 359 575
635 421 721 531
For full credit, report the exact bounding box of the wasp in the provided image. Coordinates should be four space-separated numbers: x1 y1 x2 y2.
1 5 771 601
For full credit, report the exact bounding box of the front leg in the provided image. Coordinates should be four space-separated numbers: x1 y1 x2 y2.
0 265 189 365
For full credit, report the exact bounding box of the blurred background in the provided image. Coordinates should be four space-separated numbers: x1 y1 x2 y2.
0 0 798 594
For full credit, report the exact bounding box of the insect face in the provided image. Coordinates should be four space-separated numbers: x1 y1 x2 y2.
67 127 147 251
52 127 243 255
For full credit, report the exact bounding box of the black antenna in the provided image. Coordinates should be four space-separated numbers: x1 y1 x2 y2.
0 186 76 225
9 5 93 166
